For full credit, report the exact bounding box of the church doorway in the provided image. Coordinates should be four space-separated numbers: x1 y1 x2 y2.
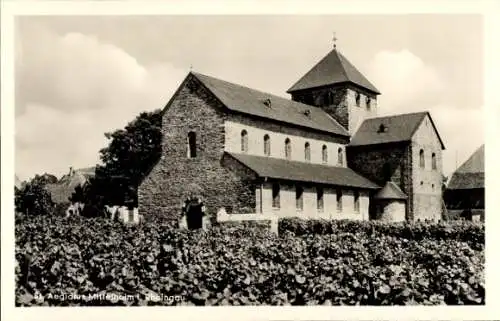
183 197 205 230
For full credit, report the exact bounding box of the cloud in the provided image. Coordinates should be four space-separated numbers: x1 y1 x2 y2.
367 49 484 176
15 104 105 179
431 105 484 177
367 49 445 115
15 28 187 180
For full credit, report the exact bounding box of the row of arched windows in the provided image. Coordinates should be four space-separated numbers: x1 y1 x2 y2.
240 130 344 165
419 149 437 170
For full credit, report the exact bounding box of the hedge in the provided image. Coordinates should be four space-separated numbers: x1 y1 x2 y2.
15 215 484 306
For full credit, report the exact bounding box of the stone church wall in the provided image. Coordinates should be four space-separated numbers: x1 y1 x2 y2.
347 143 414 220
411 115 444 222
138 76 257 220
224 120 348 167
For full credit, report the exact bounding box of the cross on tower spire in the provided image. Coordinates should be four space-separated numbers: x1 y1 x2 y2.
333 32 337 49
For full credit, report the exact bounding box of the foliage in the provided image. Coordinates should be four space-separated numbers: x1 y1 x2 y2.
73 110 162 209
14 180 55 216
278 218 484 251
30 173 58 186
70 185 86 204
15 215 484 306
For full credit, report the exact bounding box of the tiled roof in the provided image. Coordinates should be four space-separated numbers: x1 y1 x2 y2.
456 144 484 174
374 181 407 200
225 152 379 189
447 172 484 190
349 111 445 149
46 167 95 204
46 184 74 204
447 145 484 190
192 72 349 137
287 49 380 94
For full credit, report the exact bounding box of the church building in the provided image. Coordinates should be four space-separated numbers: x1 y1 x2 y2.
138 44 445 222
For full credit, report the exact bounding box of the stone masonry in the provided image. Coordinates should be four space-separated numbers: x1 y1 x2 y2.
347 143 414 220
410 115 443 222
291 84 378 135
138 75 257 220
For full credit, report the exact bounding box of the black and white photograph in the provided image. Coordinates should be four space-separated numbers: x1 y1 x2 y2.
1 1 499 319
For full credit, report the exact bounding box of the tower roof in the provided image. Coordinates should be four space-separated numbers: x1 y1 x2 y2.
287 49 380 94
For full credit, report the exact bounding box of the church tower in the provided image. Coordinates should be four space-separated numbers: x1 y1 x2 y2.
287 41 380 135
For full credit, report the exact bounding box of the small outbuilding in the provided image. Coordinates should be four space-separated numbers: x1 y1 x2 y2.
444 144 484 221
373 181 407 222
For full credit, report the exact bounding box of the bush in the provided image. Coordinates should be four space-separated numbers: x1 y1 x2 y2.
15 183 55 216
15 215 484 306
278 218 484 250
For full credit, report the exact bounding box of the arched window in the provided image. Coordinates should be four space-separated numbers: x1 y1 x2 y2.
337 147 344 166
304 142 311 161
187 131 197 158
355 92 361 107
263 134 271 156
241 130 248 153
322 145 328 163
285 138 291 160
366 97 371 110
431 152 437 170
419 149 425 168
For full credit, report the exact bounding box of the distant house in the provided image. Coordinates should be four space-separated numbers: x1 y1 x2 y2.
444 144 484 221
46 167 95 204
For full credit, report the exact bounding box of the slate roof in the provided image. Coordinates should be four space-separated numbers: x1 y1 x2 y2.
374 181 407 200
192 72 349 137
447 145 484 190
225 152 379 189
46 167 95 204
349 111 445 149
287 49 380 94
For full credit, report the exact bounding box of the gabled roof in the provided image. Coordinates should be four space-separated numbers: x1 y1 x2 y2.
287 49 380 94
447 144 484 190
46 167 95 204
374 181 407 200
349 111 445 149
191 72 349 137
456 144 484 174
225 152 379 189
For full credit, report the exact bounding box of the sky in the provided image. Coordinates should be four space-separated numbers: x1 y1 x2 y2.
14 14 484 181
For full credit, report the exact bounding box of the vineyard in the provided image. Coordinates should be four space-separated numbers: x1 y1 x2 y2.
15 214 485 306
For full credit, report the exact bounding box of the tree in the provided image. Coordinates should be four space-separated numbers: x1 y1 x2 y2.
78 109 162 208
15 180 55 216
31 173 58 186
70 184 85 203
